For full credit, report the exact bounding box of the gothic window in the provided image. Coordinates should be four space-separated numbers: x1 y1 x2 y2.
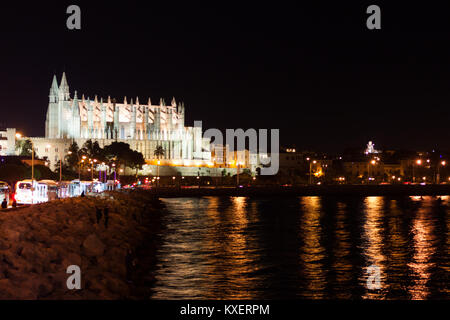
120 126 125 139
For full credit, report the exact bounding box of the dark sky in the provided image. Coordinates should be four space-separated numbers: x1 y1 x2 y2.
2 2 450 153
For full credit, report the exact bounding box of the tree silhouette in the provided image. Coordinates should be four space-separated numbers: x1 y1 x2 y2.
153 145 165 159
15 139 33 156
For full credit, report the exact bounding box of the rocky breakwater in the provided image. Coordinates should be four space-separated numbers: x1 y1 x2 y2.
0 190 163 299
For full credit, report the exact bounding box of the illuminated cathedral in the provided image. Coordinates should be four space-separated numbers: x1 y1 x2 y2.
44 73 211 162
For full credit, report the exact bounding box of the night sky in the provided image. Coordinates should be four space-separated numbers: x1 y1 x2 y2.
2 2 450 153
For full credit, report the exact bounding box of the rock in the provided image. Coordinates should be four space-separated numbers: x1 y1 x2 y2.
61 252 82 271
3 229 20 242
38 282 54 298
82 234 105 257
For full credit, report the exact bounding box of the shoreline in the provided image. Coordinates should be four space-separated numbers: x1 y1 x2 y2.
149 184 450 198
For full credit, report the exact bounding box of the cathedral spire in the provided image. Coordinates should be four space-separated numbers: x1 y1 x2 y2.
148 97 152 106
58 72 70 101
136 96 140 105
50 75 58 93
60 72 69 91
49 75 59 103
124 96 128 104
171 97 176 107
72 91 79 113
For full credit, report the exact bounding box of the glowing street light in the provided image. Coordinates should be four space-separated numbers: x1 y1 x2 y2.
309 160 317 185
437 160 447 184
367 159 377 183
413 159 422 183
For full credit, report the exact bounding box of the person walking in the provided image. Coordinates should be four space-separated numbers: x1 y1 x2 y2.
95 207 102 224
125 249 135 283
1 198 7 209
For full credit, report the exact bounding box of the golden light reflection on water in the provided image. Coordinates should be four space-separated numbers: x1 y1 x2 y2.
152 198 211 299
361 196 387 299
203 197 260 299
446 203 450 297
299 197 326 299
154 196 447 300
384 199 409 298
219 197 257 299
154 197 262 300
407 200 436 300
332 202 352 299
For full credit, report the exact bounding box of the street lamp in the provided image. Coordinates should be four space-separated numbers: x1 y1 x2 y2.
437 160 446 184
309 160 317 185
237 162 242 187
368 159 377 184
413 159 422 183
89 159 97 181
156 160 161 188
69 151 85 180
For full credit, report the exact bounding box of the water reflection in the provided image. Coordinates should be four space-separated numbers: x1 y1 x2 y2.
331 201 353 299
152 196 447 300
361 197 387 299
408 200 436 300
384 198 410 299
298 197 326 298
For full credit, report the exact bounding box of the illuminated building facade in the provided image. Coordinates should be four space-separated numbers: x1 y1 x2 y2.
43 73 212 164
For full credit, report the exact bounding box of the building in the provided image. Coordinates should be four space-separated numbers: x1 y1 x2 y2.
211 144 257 174
21 73 244 176
43 73 210 161
0 128 17 156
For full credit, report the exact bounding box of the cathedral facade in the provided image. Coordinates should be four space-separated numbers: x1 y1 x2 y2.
44 73 211 163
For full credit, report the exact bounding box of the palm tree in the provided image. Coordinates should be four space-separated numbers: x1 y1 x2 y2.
153 146 165 159
153 146 165 187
